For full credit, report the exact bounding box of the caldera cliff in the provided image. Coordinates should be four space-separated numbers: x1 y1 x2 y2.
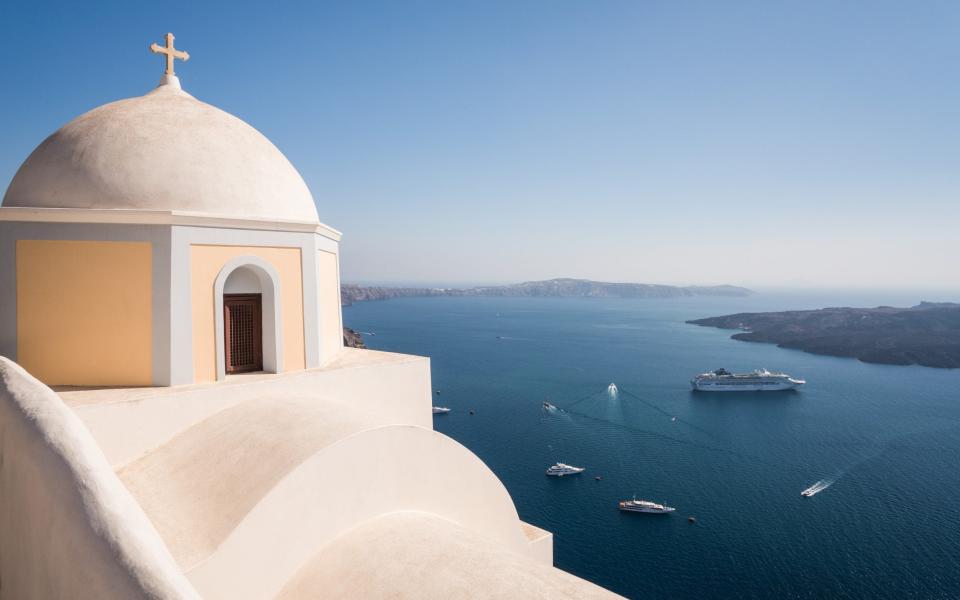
688 302 960 369
342 278 752 306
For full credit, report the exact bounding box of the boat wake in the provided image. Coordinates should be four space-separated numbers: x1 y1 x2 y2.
617 387 720 442
801 478 834 497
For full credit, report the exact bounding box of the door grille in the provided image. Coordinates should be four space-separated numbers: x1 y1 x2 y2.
224 294 262 373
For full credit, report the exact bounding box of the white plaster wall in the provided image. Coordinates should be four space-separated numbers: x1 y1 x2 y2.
0 358 199 600
72 350 432 467
316 248 343 365
187 425 531 600
222 266 262 294
524 522 555 565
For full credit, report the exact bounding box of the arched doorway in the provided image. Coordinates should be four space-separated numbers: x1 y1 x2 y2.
214 258 283 380
223 267 263 373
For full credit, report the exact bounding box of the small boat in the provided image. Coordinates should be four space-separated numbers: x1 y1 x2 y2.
432 406 451 414
688 516 697 523
543 401 557 410
594 476 602 481
545 463 585 477
618 497 675 514
800 479 832 497
608 382 618 396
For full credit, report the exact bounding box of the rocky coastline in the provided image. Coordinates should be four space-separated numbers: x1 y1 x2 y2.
343 327 366 349
688 302 960 369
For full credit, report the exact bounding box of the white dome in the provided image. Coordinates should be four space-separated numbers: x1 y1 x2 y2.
2 81 319 223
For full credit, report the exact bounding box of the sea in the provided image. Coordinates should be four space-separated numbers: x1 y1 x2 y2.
343 290 960 599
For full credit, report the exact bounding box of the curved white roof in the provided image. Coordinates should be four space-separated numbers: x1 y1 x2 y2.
2 79 319 223
278 512 621 599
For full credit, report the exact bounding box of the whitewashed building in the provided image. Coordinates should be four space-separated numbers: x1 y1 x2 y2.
0 35 619 599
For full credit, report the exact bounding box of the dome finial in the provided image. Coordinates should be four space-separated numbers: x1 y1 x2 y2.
150 33 190 87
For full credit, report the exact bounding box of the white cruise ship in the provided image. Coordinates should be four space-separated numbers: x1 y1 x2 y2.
545 463 585 476
618 498 675 514
691 368 805 391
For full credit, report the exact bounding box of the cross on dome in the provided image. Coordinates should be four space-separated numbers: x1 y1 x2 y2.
150 33 189 76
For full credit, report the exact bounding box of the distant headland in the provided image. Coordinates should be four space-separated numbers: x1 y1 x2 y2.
343 327 366 349
688 302 960 369
341 278 752 306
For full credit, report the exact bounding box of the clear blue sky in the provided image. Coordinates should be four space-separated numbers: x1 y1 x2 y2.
2 1 958 289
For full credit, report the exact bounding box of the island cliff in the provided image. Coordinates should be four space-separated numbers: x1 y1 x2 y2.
688 302 960 369
343 327 366 349
342 278 751 306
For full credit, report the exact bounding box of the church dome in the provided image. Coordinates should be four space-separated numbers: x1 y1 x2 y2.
2 80 319 223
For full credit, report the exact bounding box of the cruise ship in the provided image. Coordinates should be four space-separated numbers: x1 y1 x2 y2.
690 368 805 391
545 463 585 476
618 498 675 514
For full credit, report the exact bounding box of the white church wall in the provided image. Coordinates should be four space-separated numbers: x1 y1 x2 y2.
170 225 336 384
71 348 432 467
0 357 200 600
317 248 344 364
0 214 342 387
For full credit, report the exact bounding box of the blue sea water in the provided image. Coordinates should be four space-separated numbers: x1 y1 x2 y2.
344 292 960 599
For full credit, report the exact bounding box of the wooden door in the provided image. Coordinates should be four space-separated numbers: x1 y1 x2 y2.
224 294 262 374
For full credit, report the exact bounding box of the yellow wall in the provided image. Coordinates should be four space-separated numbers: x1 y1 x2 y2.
190 245 305 382
16 240 153 386
317 250 343 363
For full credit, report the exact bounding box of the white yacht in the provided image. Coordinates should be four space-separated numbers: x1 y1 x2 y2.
618 498 675 514
691 368 805 391
432 406 451 414
545 463 585 477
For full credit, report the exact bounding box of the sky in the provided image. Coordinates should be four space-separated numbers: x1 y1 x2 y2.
1 0 958 289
